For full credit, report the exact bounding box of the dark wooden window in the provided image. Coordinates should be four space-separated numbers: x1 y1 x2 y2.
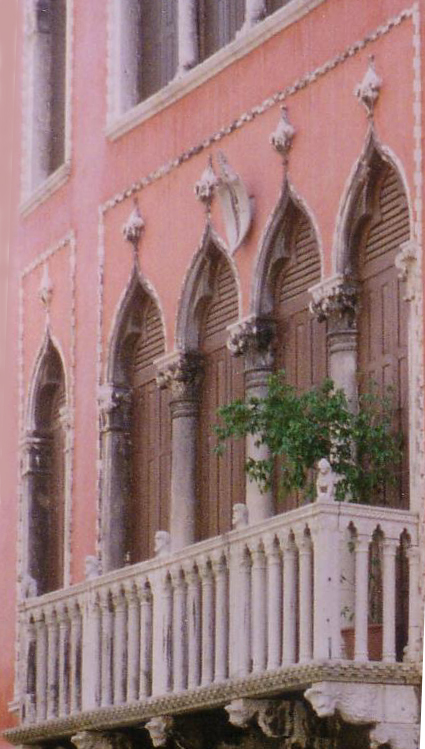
137 0 178 101
197 253 244 540
273 203 326 510
128 297 171 562
198 0 245 61
31 344 66 594
266 0 291 16
49 0 66 173
357 163 410 508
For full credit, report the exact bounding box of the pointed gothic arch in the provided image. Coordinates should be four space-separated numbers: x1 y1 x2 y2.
23 334 67 595
177 228 244 540
101 269 170 571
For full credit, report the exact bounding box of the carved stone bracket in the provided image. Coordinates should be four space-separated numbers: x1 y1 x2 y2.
71 730 133 749
145 715 174 748
305 682 419 749
225 698 310 742
98 383 132 432
227 316 276 371
354 55 382 119
155 351 204 403
309 274 359 326
395 239 419 301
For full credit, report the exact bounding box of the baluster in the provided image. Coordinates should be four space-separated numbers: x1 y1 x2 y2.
382 537 398 663
100 590 114 706
81 593 101 710
126 584 140 702
200 559 215 686
139 581 153 698
35 611 47 721
238 547 252 676
172 568 187 692
69 601 82 713
213 556 228 682
162 574 173 693
406 545 420 661
312 516 341 660
282 535 297 666
57 604 70 716
46 606 59 719
186 566 201 689
112 586 127 704
251 545 267 673
25 617 37 723
298 532 313 663
266 537 282 671
354 534 370 662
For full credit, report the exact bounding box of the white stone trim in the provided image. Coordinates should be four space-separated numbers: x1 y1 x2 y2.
105 0 329 141
20 0 74 214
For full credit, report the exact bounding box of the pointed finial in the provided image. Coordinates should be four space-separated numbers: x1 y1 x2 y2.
38 263 53 310
270 106 296 163
354 56 382 119
122 198 145 259
194 156 219 213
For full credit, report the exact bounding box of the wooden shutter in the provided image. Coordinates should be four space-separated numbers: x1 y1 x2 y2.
199 0 245 61
129 298 170 562
139 0 177 100
274 207 326 510
197 255 244 540
358 165 410 508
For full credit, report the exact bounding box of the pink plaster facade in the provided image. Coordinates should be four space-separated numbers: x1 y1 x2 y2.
1 0 424 746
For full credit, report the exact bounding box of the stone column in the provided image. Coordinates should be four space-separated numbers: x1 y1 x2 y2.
156 351 204 552
176 0 199 75
21 433 52 591
309 275 359 409
227 317 276 524
98 383 132 572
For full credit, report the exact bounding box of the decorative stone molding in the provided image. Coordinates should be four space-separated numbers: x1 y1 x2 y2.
354 55 382 118
71 730 133 749
122 200 145 254
145 715 174 748
309 274 359 324
316 458 339 503
269 106 296 161
227 316 276 373
215 150 253 253
225 697 309 741
155 351 204 402
395 239 419 300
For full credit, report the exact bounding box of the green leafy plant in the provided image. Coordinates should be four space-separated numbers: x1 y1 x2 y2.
215 372 402 503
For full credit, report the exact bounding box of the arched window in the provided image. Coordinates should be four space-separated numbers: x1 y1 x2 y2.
24 339 66 595
351 153 410 508
102 278 171 570
197 249 244 539
198 0 245 62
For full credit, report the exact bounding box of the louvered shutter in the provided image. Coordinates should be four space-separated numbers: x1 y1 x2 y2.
274 209 326 510
358 166 410 508
198 256 244 540
130 298 170 562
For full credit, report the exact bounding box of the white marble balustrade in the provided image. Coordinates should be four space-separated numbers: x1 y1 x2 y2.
18 500 419 725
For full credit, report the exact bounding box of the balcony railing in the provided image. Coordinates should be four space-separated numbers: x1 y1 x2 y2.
16 496 420 729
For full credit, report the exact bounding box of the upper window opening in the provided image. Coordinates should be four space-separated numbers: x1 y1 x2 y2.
198 0 245 62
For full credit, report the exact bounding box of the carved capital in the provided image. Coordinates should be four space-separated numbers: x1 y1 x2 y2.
155 351 204 402
98 384 132 431
227 316 276 377
354 55 382 119
145 715 174 748
395 239 419 301
309 274 359 326
21 434 51 475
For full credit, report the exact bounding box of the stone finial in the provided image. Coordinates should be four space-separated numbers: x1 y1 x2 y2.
355 55 382 119
84 555 100 580
232 503 249 530
309 274 359 324
194 156 219 209
122 199 145 253
21 573 38 599
270 106 296 161
156 351 204 401
316 458 339 503
145 715 174 748
154 530 171 559
38 263 53 310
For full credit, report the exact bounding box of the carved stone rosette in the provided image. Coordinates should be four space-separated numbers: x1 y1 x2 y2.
227 316 276 391
156 351 204 409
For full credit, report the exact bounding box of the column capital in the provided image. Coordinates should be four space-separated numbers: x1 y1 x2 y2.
155 350 204 403
309 274 359 326
21 433 51 475
227 316 276 368
97 383 132 432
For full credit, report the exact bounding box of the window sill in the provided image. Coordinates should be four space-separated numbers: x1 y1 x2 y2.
106 0 326 142
20 161 71 218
